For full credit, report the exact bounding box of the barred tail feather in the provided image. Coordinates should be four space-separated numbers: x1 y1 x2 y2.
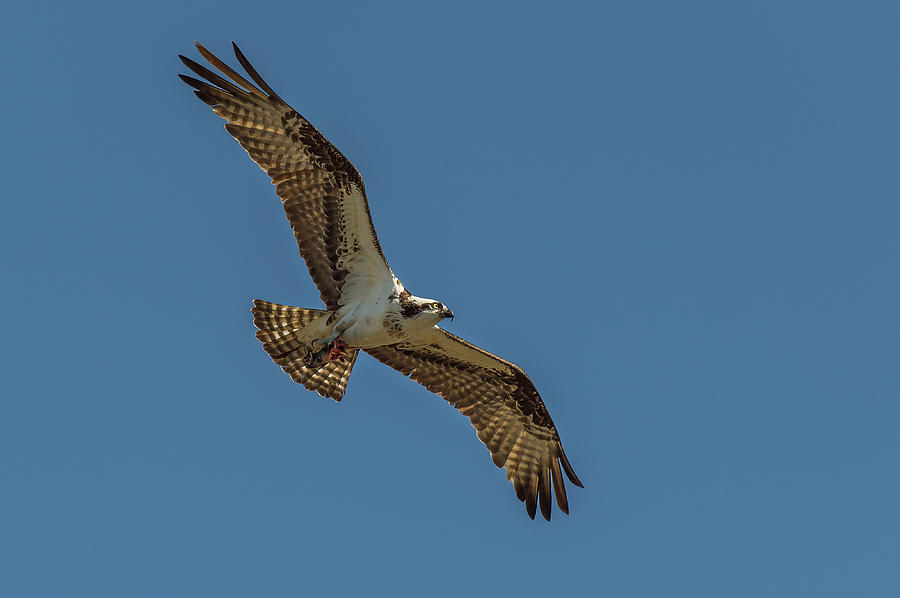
251 299 358 401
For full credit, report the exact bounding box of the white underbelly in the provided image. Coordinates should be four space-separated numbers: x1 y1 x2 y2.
343 318 396 347
337 301 403 349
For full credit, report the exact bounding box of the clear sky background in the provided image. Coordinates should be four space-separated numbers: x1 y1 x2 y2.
1 1 897 596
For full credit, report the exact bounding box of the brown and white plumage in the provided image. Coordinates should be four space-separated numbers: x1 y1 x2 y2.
367 328 583 520
179 42 392 312
179 42 582 520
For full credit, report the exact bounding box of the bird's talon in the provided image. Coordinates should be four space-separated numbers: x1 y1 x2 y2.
317 338 349 364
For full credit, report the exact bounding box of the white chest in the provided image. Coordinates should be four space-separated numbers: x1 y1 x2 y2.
336 294 403 348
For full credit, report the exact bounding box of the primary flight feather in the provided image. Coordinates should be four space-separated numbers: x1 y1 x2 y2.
178 42 583 520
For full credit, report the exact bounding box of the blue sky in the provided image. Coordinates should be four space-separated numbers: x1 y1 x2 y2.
1 1 898 596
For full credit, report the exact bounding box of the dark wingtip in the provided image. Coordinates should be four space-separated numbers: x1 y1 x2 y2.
230 41 283 101
539 492 552 521
178 73 209 91
559 443 584 488
178 55 214 81
539 467 553 521
525 496 537 520
231 41 248 66
551 458 569 514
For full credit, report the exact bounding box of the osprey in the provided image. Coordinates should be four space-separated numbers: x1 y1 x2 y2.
179 42 583 520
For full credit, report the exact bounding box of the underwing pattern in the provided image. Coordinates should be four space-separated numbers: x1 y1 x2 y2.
179 42 582 520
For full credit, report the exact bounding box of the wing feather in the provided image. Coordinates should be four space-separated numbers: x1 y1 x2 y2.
550 457 569 514
539 465 553 521
365 328 582 520
179 43 393 310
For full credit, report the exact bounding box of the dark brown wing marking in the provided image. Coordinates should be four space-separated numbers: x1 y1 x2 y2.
179 42 391 310
365 328 583 520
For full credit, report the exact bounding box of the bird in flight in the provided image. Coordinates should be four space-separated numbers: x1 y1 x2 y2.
178 42 582 520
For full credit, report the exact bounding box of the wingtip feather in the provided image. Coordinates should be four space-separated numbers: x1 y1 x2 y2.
192 90 217 106
550 458 569 515
558 443 584 488
525 495 537 520
539 466 553 521
231 41 283 102
192 41 268 100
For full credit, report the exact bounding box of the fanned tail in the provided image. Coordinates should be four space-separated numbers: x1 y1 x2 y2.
251 299 358 401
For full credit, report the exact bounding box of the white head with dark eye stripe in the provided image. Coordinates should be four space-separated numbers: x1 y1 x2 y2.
399 294 454 324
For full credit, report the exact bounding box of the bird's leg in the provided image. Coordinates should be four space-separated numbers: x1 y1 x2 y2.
313 318 349 349
312 332 337 350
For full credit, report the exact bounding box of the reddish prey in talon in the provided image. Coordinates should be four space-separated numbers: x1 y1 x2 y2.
327 339 349 362
305 338 349 366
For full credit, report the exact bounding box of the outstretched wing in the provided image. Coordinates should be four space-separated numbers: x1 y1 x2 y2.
365 328 583 520
179 42 393 310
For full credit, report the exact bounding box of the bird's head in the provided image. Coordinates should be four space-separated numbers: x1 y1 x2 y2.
400 295 454 325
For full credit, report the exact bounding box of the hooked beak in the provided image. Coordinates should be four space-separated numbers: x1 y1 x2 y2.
442 308 455 321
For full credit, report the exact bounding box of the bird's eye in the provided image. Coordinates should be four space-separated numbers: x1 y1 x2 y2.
432 302 441 310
